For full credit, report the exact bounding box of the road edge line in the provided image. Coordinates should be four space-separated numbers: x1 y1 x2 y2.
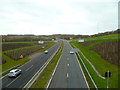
23 43 61 89
75 52 90 89
72 44 105 79
76 52 98 89
69 41 98 89
46 45 64 89
1 42 57 79
68 41 90 88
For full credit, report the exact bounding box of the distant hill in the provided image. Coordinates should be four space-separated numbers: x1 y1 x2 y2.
2 29 119 42
91 29 119 37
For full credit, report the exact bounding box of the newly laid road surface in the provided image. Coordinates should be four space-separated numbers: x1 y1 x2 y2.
48 40 88 88
2 40 61 89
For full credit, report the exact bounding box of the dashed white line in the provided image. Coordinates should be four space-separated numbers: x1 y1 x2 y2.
25 65 33 71
67 73 69 78
67 64 69 67
6 75 21 87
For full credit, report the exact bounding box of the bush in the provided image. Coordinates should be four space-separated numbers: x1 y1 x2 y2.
4 45 46 60
91 41 119 66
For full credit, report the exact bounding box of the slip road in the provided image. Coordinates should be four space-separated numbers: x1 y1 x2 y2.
48 40 89 88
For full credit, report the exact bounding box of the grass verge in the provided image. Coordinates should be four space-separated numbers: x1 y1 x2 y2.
69 41 119 88
83 34 120 41
31 42 63 88
1 42 56 73
75 52 95 88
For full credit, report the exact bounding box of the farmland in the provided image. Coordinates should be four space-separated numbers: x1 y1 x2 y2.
3 42 51 60
4 45 46 60
91 41 119 66
2 43 33 51
83 34 120 41
79 41 96 47
1 41 56 72
70 35 119 88
78 40 119 66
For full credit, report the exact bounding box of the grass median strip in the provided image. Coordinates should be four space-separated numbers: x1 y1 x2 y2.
31 42 63 88
76 52 95 88
1 42 56 75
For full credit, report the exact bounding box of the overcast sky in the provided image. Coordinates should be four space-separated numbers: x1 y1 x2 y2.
0 0 119 35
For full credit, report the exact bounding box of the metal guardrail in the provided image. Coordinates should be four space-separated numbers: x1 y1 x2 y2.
46 44 63 89
76 52 98 89
23 44 61 89
0 64 21 76
72 44 105 79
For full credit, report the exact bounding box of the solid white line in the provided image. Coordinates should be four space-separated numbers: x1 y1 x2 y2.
68 41 90 88
72 43 98 89
6 75 21 87
0 74 7 80
25 65 33 71
46 44 64 89
67 58 69 60
67 64 69 67
24 43 61 89
77 52 98 89
67 73 69 78
75 53 90 89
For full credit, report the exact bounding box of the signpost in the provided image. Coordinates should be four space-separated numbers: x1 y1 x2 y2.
20 55 24 59
78 39 84 42
105 71 111 88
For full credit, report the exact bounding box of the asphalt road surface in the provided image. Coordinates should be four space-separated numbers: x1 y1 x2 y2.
1 40 62 89
48 40 89 88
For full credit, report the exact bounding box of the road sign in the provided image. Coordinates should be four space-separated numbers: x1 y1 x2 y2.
105 71 111 78
20 55 24 59
105 71 111 88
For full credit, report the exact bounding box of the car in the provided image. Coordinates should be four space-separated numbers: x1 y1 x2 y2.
70 51 74 54
44 50 48 54
8 69 22 78
42 46 45 49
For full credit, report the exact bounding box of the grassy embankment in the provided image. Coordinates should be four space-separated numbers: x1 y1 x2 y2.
31 42 63 88
84 34 120 41
70 36 119 88
1 41 56 73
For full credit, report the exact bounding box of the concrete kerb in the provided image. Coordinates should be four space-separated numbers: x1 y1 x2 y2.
72 44 105 79
75 53 90 89
23 44 61 89
68 41 90 89
69 42 98 88
46 44 64 89
76 52 98 89
0 64 21 79
0 64 20 75
0 43 58 79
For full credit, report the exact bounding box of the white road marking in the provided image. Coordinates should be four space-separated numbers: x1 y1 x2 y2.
25 65 33 71
67 64 69 67
67 73 69 78
6 75 21 87
46 46 63 89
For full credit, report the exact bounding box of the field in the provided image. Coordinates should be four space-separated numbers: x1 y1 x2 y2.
1 41 56 72
91 41 119 66
70 36 119 88
83 34 120 41
31 41 63 88
4 45 47 60
2 43 33 51
79 41 96 47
